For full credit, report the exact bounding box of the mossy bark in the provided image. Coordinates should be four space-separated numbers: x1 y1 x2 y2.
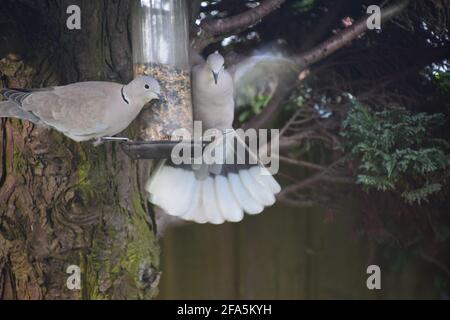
0 0 160 299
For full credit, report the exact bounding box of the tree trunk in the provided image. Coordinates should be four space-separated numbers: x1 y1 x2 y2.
0 0 160 300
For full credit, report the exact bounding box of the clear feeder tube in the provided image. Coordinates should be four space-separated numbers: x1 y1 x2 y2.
132 0 193 140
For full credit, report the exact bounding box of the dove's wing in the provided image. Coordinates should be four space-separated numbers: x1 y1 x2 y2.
0 88 52 124
1 88 47 106
229 54 297 109
19 82 119 138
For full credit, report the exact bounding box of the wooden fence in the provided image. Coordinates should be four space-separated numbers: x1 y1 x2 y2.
158 205 437 299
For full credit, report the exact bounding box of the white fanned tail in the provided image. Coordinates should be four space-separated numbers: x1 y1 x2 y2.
145 132 281 224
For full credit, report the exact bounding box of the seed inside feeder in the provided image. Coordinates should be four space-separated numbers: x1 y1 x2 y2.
135 62 193 141
131 0 192 142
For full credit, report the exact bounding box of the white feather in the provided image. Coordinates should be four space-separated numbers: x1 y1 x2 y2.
147 166 180 208
148 167 194 217
168 170 196 216
228 173 263 215
239 169 275 206
182 181 209 224
202 177 225 224
145 160 166 195
249 166 281 194
192 206 209 224
181 181 200 220
215 175 244 222
262 170 282 194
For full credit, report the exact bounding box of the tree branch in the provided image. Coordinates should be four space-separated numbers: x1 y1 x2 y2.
298 0 346 52
276 196 316 208
201 0 286 36
192 0 286 51
278 158 347 196
294 0 411 67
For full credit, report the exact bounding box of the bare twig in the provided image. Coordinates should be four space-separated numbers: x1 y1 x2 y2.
279 157 347 196
278 155 327 171
275 197 316 208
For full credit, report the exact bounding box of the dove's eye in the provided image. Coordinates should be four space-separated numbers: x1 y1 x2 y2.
145 84 150 89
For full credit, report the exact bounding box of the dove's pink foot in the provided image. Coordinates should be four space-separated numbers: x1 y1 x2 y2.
93 138 104 147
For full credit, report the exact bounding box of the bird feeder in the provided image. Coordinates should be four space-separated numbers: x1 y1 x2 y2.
130 0 193 149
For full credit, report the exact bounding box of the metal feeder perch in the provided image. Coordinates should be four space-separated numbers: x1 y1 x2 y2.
121 140 209 160
124 0 193 159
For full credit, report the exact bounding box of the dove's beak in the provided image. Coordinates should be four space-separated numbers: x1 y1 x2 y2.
147 93 163 104
212 72 219 85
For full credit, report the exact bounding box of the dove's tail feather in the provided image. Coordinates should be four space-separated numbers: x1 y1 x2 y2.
0 101 40 123
146 161 281 225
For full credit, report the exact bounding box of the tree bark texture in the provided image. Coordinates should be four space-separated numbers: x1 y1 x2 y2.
0 0 160 300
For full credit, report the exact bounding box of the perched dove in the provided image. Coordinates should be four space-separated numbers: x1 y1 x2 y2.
0 76 161 142
146 52 281 224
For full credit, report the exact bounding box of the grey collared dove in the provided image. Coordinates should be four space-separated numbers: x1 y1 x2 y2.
0 76 161 142
146 52 281 224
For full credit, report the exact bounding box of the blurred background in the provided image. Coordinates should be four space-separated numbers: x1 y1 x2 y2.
158 204 447 299
158 0 450 300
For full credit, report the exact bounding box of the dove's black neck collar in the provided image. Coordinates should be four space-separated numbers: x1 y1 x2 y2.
121 86 130 105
